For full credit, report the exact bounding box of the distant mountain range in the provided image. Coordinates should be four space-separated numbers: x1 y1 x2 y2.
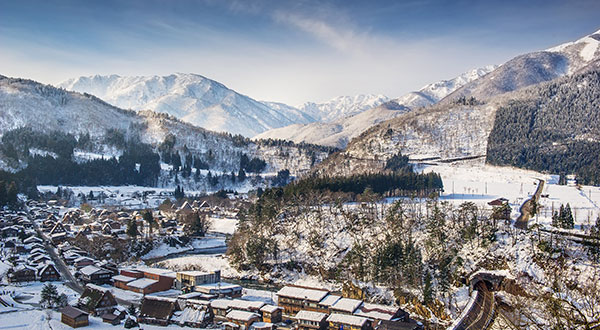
254 66 496 148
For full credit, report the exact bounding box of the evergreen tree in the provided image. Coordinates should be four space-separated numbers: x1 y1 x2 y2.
0 181 6 207
422 271 434 305
563 203 574 229
6 181 18 207
237 168 246 182
40 283 59 308
126 219 139 238
142 210 155 237
588 216 600 262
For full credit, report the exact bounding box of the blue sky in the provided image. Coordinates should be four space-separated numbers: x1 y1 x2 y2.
1 0 599 105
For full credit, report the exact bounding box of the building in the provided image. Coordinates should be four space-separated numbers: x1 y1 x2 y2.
172 299 212 328
327 313 371 330
210 298 232 321
139 296 179 326
260 305 283 324
354 303 408 322
112 268 176 294
37 263 60 282
79 265 112 285
295 310 329 330
330 298 363 315
7 265 36 283
78 284 117 316
102 313 121 325
195 281 243 298
374 320 423 330
226 310 261 329
175 270 221 290
60 306 89 328
276 285 330 318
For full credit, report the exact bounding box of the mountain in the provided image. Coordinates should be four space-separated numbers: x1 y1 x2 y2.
254 66 495 148
298 94 390 122
59 73 315 137
313 30 600 178
440 29 600 103
0 75 334 187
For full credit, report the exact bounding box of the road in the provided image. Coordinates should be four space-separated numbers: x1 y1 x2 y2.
515 179 545 230
451 282 495 330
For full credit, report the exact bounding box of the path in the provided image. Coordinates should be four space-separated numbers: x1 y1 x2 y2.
515 179 545 230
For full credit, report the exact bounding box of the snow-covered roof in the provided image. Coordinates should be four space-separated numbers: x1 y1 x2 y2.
127 278 158 289
260 305 282 313
319 294 341 307
295 310 328 322
331 298 363 313
86 283 110 292
210 298 232 310
112 275 136 283
276 286 329 302
327 313 369 326
228 299 265 311
178 270 214 277
354 303 400 321
80 265 105 276
134 266 176 278
226 310 260 322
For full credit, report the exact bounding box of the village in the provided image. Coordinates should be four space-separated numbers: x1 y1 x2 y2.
0 195 423 330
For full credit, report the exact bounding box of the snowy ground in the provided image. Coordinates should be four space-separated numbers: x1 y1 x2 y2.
209 217 238 235
153 253 241 278
141 236 227 260
421 162 600 231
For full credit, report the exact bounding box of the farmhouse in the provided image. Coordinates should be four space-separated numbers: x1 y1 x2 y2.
295 310 329 330
276 285 330 317
60 306 89 328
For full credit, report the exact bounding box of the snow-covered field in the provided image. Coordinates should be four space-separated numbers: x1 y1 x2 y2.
141 236 227 260
422 162 600 230
209 217 238 235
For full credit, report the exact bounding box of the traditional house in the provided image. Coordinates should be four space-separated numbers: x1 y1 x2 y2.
260 305 283 324
327 313 371 330
252 322 275 330
102 312 121 325
74 257 95 269
60 306 89 328
49 222 67 236
172 299 212 328
226 310 261 329
79 265 112 284
295 310 329 330
7 265 36 283
276 285 330 318
78 284 118 316
330 298 363 315
38 263 60 281
228 299 265 313
210 299 232 321
23 236 43 244
139 296 179 326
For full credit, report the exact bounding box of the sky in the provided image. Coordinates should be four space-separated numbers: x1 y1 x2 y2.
1 0 599 106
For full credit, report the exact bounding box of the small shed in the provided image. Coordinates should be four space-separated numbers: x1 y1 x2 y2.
61 306 89 328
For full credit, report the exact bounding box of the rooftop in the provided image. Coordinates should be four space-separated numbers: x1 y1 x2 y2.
327 313 369 327
295 310 328 322
277 285 329 302
127 277 158 289
226 310 260 322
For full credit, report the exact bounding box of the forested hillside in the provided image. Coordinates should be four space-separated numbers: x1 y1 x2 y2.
486 69 600 184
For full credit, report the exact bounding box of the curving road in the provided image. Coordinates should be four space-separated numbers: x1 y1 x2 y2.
450 282 495 330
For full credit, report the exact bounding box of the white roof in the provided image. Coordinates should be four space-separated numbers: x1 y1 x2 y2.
295 310 328 322
327 313 369 327
354 303 399 321
86 283 110 292
112 275 136 283
210 298 232 310
127 278 158 289
331 298 363 313
260 305 282 313
226 310 260 322
228 299 265 311
134 266 176 278
178 270 214 277
319 294 341 307
80 265 104 276
277 286 329 302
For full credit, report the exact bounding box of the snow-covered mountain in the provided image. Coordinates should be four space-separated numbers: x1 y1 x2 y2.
440 28 600 103
59 73 315 137
0 75 332 179
314 29 600 177
254 66 495 148
298 94 390 122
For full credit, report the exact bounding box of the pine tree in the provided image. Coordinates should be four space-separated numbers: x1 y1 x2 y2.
127 219 139 238
6 182 18 208
40 283 59 308
422 271 434 305
563 203 574 229
142 210 155 238
588 216 600 262
0 181 6 207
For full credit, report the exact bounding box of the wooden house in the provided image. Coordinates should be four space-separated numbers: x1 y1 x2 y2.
139 296 179 326
260 304 283 324
38 263 60 281
79 265 112 285
60 306 89 328
276 285 330 318
327 313 371 330
330 298 363 315
7 265 36 283
78 284 117 316
295 310 329 330
226 310 261 329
